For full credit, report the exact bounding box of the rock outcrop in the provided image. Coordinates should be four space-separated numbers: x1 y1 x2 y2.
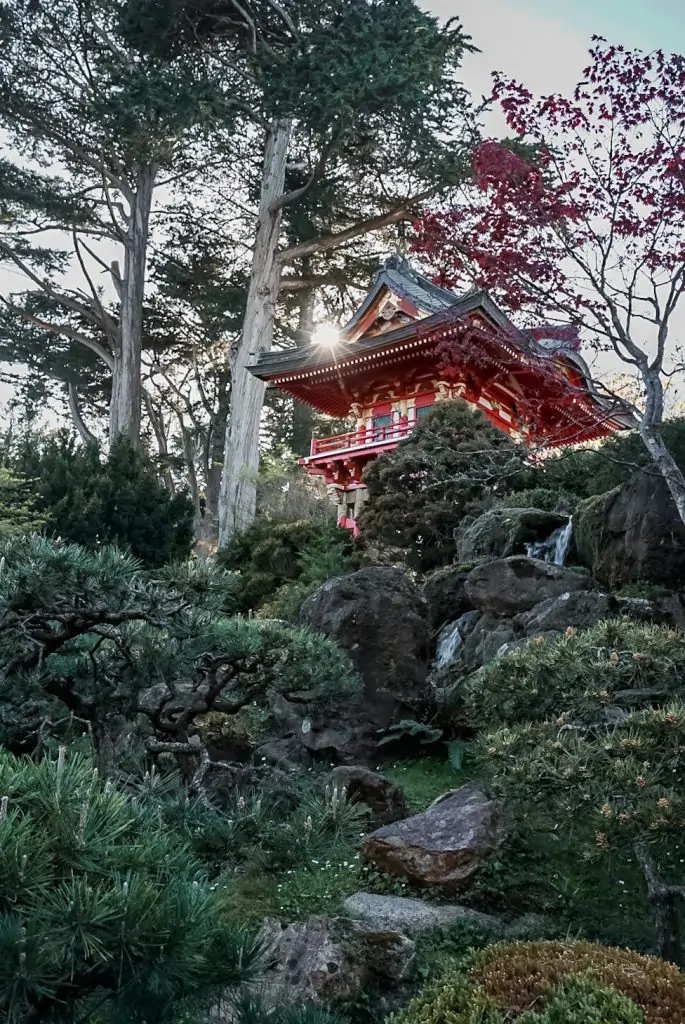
361 782 505 890
257 916 415 1006
422 568 474 630
300 567 431 728
344 892 549 941
457 508 568 565
344 892 504 936
575 469 685 587
328 766 408 825
465 556 591 618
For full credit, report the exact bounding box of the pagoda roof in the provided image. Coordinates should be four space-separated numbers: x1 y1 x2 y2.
248 256 635 440
251 258 516 380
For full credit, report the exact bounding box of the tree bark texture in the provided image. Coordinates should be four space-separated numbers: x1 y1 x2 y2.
67 383 98 447
639 367 685 528
218 119 291 544
109 165 156 444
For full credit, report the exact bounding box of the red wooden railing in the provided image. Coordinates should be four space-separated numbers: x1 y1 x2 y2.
309 420 413 457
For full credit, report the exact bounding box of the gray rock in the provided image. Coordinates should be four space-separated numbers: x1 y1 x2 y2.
328 765 408 825
257 916 415 1007
575 469 685 587
300 567 431 732
422 568 474 630
466 556 591 618
515 590 613 634
457 507 568 564
462 615 517 671
361 782 506 890
343 892 504 936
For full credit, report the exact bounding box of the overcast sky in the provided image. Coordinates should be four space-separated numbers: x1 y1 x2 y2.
431 0 685 103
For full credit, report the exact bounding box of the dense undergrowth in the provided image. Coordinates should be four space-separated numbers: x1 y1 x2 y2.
2 413 685 1020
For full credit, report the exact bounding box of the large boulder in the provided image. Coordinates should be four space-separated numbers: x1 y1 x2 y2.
344 892 504 936
515 590 615 635
328 766 408 825
257 916 415 1006
422 568 474 630
575 469 685 587
343 893 550 941
299 566 431 730
457 507 568 564
361 782 505 890
465 556 591 618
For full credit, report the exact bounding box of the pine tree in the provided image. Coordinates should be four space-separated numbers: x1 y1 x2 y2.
0 748 264 1023
4 432 195 566
0 535 361 771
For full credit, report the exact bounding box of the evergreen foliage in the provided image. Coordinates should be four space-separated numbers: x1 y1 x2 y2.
0 467 44 540
390 939 684 1024
5 433 195 566
218 517 356 616
467 621 685 962
0 748 263 1023
531 419 685 501
358 401 527 571
0 535 361 768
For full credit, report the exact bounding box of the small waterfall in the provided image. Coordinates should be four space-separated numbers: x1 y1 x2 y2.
525 516 573 566
435 620 464 669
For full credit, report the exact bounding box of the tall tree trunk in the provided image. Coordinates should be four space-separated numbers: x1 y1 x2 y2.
110 165 156 444
206 376 230 528
640 367 685 526
67 383 98 447
218 119 290 545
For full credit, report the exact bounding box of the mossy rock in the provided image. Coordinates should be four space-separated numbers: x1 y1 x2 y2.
456 507 568 565
574 471 685 587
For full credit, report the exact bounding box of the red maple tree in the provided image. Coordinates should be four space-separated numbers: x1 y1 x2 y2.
414 39 685 520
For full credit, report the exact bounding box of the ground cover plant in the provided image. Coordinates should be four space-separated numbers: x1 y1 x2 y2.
465 620 685 962
392 940 685 1024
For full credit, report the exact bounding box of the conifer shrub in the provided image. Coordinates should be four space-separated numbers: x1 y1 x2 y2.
466 620 685 962
0 535 361 768
390 940 684 1024
463 619 685 730
0 748 263 1023
0 468 46 539
4 431 194 566
218 517 357 616
358 401 528 571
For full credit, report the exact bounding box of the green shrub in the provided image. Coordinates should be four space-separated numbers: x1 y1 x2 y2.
0 535 361 769
0 467 46 540
218 517 357 616
0 748 262 1023
358 400 529 572
463 619 685 730
529 418 685 500
4 432 194 566
467 621 685 961
391 940 684 1024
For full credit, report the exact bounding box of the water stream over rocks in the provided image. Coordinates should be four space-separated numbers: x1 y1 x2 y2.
525 516 573 566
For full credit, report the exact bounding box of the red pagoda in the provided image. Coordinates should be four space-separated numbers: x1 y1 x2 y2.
249 257 632 533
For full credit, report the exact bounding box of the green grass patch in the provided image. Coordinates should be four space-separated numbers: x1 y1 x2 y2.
383 755 470 813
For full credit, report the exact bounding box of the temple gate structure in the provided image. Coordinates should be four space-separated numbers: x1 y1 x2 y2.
249 257 632 532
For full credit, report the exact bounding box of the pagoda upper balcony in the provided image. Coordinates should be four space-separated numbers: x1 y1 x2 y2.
301 418 415 489
308 420 412 459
